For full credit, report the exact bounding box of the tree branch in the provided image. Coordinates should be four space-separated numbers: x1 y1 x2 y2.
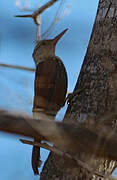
19 138 109 178
15 0 59 25
20 139 64 156
0 63 35 72
0 109 117 162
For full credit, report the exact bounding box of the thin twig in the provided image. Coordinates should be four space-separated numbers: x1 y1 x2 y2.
20 139 64 156
20 138 107 178
0 63 35 72
41 0 65 39
15 0 59 25
19 139 96 173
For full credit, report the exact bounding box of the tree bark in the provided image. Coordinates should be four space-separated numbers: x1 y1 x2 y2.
40 0 117 179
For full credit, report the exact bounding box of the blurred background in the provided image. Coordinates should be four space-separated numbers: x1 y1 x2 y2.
1 0 114 179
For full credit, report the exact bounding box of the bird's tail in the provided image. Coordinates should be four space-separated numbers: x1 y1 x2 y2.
31 111 55 175
31 143 42 175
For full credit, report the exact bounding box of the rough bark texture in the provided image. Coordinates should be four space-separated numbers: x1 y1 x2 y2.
40 0 117 179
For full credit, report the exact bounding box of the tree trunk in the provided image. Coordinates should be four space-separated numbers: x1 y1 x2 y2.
40 0 117 179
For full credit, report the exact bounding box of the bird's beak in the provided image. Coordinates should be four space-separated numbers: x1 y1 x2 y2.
53 28 68 45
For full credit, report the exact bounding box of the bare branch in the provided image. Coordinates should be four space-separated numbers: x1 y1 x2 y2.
0 63 35 72
20 139 113 178
20 139 95 173
19 139 105 177
20 139 64 156
0 109 117 162
41 0 65 39
15 0 59 25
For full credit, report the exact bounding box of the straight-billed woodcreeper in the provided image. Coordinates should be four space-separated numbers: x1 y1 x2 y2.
32 29 68 175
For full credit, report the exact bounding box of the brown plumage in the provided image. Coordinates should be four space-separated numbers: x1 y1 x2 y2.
32 29 68 175
33 57 68 114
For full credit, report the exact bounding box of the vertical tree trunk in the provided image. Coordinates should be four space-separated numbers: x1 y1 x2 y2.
40 0 117 179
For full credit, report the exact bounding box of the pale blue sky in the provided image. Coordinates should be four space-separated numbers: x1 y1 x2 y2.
1 0 115 180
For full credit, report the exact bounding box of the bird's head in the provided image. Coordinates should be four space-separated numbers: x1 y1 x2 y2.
33 28 68 66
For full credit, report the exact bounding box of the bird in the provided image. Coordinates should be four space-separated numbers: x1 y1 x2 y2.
32 29 68 175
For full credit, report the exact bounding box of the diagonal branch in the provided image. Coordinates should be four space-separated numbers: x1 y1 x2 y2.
15 0 59 25
20 139 64 156
20 139 113 178
0 109 117 162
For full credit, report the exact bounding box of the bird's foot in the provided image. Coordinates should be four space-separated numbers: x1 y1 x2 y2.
66 88 85 105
